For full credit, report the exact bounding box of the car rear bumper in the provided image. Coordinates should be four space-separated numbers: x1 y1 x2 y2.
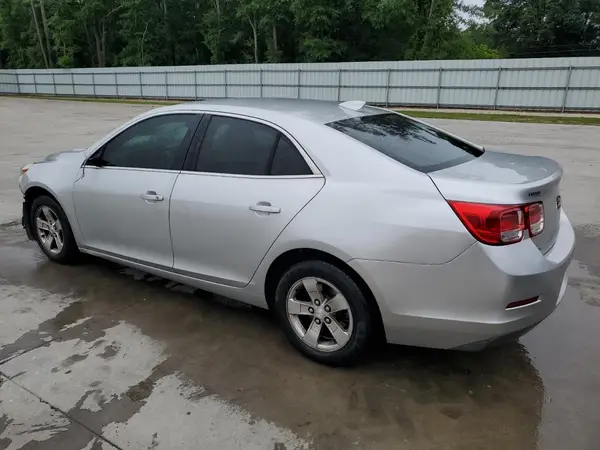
349 210 575 350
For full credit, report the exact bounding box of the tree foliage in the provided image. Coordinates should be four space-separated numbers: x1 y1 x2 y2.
0 0 597 69
476 0 600 58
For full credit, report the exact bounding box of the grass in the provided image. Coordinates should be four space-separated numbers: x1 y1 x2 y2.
5 94 179 106
3 94 599 125
394 109 600 126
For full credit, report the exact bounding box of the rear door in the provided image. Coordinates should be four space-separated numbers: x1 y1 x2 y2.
170 114 324 287
73 113 200 266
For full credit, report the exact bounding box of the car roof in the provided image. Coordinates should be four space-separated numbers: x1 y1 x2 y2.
161 98 382 126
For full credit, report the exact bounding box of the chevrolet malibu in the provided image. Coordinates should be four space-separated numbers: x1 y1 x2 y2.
19 99 575 365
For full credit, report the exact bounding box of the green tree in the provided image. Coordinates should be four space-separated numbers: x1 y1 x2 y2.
484 0 600 57
289 0 346 61
2 0 596 68
0 0 39 68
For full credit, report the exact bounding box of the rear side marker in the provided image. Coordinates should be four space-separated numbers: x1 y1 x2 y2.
506 296 540 310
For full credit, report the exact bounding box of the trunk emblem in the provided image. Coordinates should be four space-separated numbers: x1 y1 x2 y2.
556 195 562 209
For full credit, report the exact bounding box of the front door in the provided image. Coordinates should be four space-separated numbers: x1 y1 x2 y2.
73 113 200 267
170 114 324 286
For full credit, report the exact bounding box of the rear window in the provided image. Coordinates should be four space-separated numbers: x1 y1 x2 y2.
326 113 483 173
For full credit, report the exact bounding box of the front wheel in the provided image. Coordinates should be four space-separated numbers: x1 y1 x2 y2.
274 260 376 366
30 195 79 264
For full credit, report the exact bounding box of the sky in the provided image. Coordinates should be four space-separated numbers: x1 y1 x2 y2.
463 0 485 5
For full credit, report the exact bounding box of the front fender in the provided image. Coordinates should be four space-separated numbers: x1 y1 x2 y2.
21 200 35 240
20 164 84 245
21 179 72 239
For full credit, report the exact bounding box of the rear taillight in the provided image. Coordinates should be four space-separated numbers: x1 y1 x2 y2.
525 202 544 236
448 201 544 246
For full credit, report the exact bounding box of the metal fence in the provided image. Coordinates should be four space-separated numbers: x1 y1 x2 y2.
1 57 600 111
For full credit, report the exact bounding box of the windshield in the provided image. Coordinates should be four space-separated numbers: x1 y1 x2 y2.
326 113 484 173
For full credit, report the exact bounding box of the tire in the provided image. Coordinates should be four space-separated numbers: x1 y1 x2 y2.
274 260 375 366
30 195 79 264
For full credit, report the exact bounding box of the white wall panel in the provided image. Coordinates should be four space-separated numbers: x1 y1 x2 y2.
262 86 297 98
1 56 599 110
300 87 338 101
227 85 261 98
566 90 600 109
442 69 497 88
497 89 563 109
195 85 226 98
262 70 298 86
301 70 338 86
570 67 600 88
74 85 95 96
500 68 568 88
440 88 496 107
388 88 437 105
390 70 438 87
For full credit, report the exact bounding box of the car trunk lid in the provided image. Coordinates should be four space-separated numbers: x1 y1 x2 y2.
428 150 563 254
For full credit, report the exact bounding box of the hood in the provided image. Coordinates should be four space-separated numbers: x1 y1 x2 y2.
41 148 87 163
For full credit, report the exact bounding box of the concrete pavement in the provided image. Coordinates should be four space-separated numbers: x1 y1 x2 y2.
1 97 600 449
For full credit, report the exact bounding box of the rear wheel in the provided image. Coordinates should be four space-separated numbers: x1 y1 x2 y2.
274 260 375 366
31 195 79 264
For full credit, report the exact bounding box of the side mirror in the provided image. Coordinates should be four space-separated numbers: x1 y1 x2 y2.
86 152 108 167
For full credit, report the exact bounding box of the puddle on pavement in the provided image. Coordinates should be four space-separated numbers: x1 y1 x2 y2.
0 224 599 449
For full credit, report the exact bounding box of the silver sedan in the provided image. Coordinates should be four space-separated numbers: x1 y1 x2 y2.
19 99 575 365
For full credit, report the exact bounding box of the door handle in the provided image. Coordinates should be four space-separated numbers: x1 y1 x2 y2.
249 202 281 214
141 191 164 202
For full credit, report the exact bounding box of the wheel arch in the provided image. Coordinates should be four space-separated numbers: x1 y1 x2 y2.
23 184 80 244
24 184 62 205
264 248 386 341
23 185 63 231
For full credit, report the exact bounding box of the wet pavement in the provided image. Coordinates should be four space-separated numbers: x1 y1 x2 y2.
1 221 600 450
1 98 600 449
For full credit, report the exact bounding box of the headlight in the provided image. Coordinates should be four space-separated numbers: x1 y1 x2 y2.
20 164 32 176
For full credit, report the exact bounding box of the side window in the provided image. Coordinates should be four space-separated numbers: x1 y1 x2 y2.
270 135 312 176
196 116 278 175
100 114 198 170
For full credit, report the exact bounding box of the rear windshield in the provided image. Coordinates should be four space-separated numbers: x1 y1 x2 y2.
326 113 483 173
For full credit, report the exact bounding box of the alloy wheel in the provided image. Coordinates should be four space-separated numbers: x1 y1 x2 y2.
35 205 64 255
286 277 354 352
